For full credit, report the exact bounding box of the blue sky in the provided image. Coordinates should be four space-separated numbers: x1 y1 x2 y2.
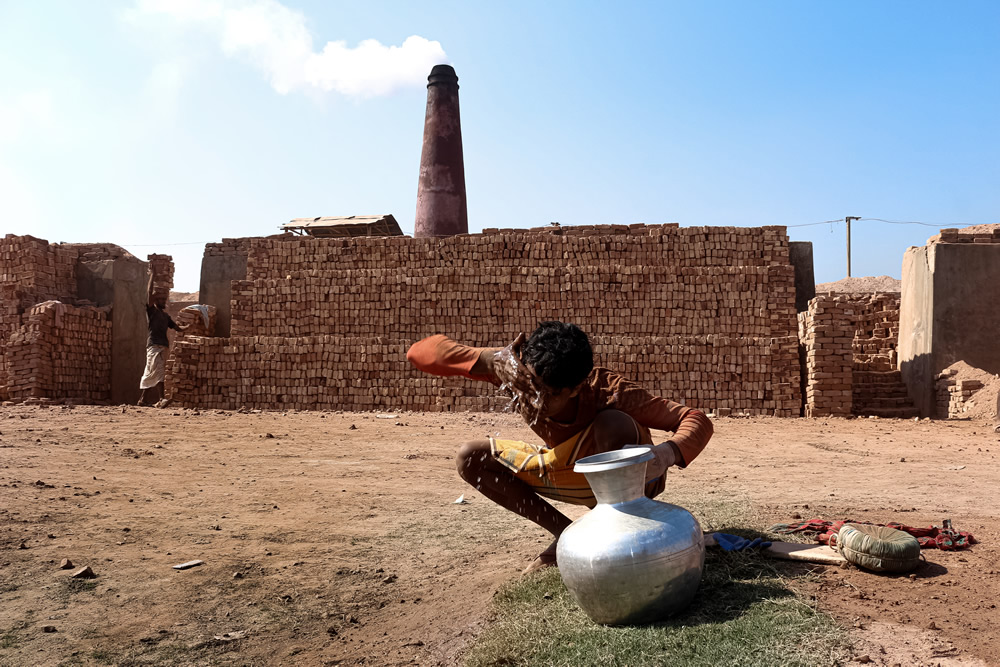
1 1 997 290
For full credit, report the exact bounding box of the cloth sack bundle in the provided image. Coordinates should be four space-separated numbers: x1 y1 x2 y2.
837 523 921 573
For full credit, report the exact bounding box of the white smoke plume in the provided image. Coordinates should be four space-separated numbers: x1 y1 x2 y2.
129 0 449 98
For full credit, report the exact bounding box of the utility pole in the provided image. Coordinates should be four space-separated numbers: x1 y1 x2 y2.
845 216 860 277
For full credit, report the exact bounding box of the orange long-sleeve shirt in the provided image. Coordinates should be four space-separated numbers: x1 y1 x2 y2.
406 335 713 466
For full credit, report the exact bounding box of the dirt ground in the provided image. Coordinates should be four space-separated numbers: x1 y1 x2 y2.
2 405 999 666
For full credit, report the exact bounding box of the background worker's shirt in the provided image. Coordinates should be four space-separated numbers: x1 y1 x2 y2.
406 335 713 466
146 305 178 348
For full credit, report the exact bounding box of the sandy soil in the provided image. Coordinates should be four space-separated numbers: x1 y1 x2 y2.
2 406 999 666
816 276 901 293
168 292 200 304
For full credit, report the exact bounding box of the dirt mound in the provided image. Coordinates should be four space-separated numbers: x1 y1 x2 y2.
169 290 199 302
942 360 1000 421
816 276 901 293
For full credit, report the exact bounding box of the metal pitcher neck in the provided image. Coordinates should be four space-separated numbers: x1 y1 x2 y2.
583 461 649 505
573 448 654 505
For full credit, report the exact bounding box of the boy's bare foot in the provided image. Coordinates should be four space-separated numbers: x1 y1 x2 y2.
521 538 558 575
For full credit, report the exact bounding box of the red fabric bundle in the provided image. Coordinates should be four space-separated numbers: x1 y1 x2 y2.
772 519 976 550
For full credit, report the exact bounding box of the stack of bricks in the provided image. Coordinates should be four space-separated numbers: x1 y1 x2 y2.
233 226 797 342
847 293 900 372
169 224 802 415
1 235 81 399
204 237 257 259
933 227 1000 245
147 254 174 300
799 295 856 417
71 243 140 263
591 334 800 417
247 225 793 277
166 333 800 415
816 292 919 418
176 305 217 337
3 301 111 402
0 235 78 336
935 370 985 418
230 265 795 341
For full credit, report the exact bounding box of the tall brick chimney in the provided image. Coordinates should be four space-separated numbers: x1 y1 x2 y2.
414 64 468 238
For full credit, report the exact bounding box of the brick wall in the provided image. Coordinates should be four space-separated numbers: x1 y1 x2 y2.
246 225 793 278
233 225 797 342
166 333 800 415
169 224 802 415
230 264 795 342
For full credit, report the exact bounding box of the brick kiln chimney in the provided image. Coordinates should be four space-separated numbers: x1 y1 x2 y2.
414 64 468 238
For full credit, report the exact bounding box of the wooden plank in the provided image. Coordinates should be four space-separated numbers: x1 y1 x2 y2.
764 541 845 564
703 534 843 565
172 560 204 570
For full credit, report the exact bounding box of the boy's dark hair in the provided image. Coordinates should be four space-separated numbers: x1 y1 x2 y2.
521 321 593 389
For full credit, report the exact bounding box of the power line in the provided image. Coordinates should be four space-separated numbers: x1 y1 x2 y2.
106 217 998 245
860 218 947 228
786 219 843 228
790 217 994 229
120 242 211 247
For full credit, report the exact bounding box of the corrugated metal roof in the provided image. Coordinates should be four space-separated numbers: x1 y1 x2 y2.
281 215 403 238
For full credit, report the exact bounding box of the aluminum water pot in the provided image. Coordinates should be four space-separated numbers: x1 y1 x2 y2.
556 447 704 625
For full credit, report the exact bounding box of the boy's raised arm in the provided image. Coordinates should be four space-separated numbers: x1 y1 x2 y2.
406 335 500 383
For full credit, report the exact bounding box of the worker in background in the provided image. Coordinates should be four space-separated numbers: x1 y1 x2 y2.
407 321 713 573
138 268 187 407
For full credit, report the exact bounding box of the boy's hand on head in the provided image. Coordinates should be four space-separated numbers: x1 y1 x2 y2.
493 333 535 397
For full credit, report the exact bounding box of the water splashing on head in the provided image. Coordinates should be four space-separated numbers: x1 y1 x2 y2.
494 341 548 427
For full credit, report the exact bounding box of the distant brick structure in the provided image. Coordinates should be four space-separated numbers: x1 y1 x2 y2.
850 293 900 372
3 301 111 402
799 291 918 418
936 373 984 418
169 224 802 415
936 228 1000 244
0 234 165 404
799 295 855 417
846 293 918 418
1 235 81 400
901 227 1000 416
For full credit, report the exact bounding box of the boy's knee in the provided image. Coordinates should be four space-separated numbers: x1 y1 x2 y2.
591 409 641 448
456 440 492 476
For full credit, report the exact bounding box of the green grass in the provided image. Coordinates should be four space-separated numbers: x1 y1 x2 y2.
88 640 243 666
60 579 99 597
462 492 850 667
0 630 20 650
